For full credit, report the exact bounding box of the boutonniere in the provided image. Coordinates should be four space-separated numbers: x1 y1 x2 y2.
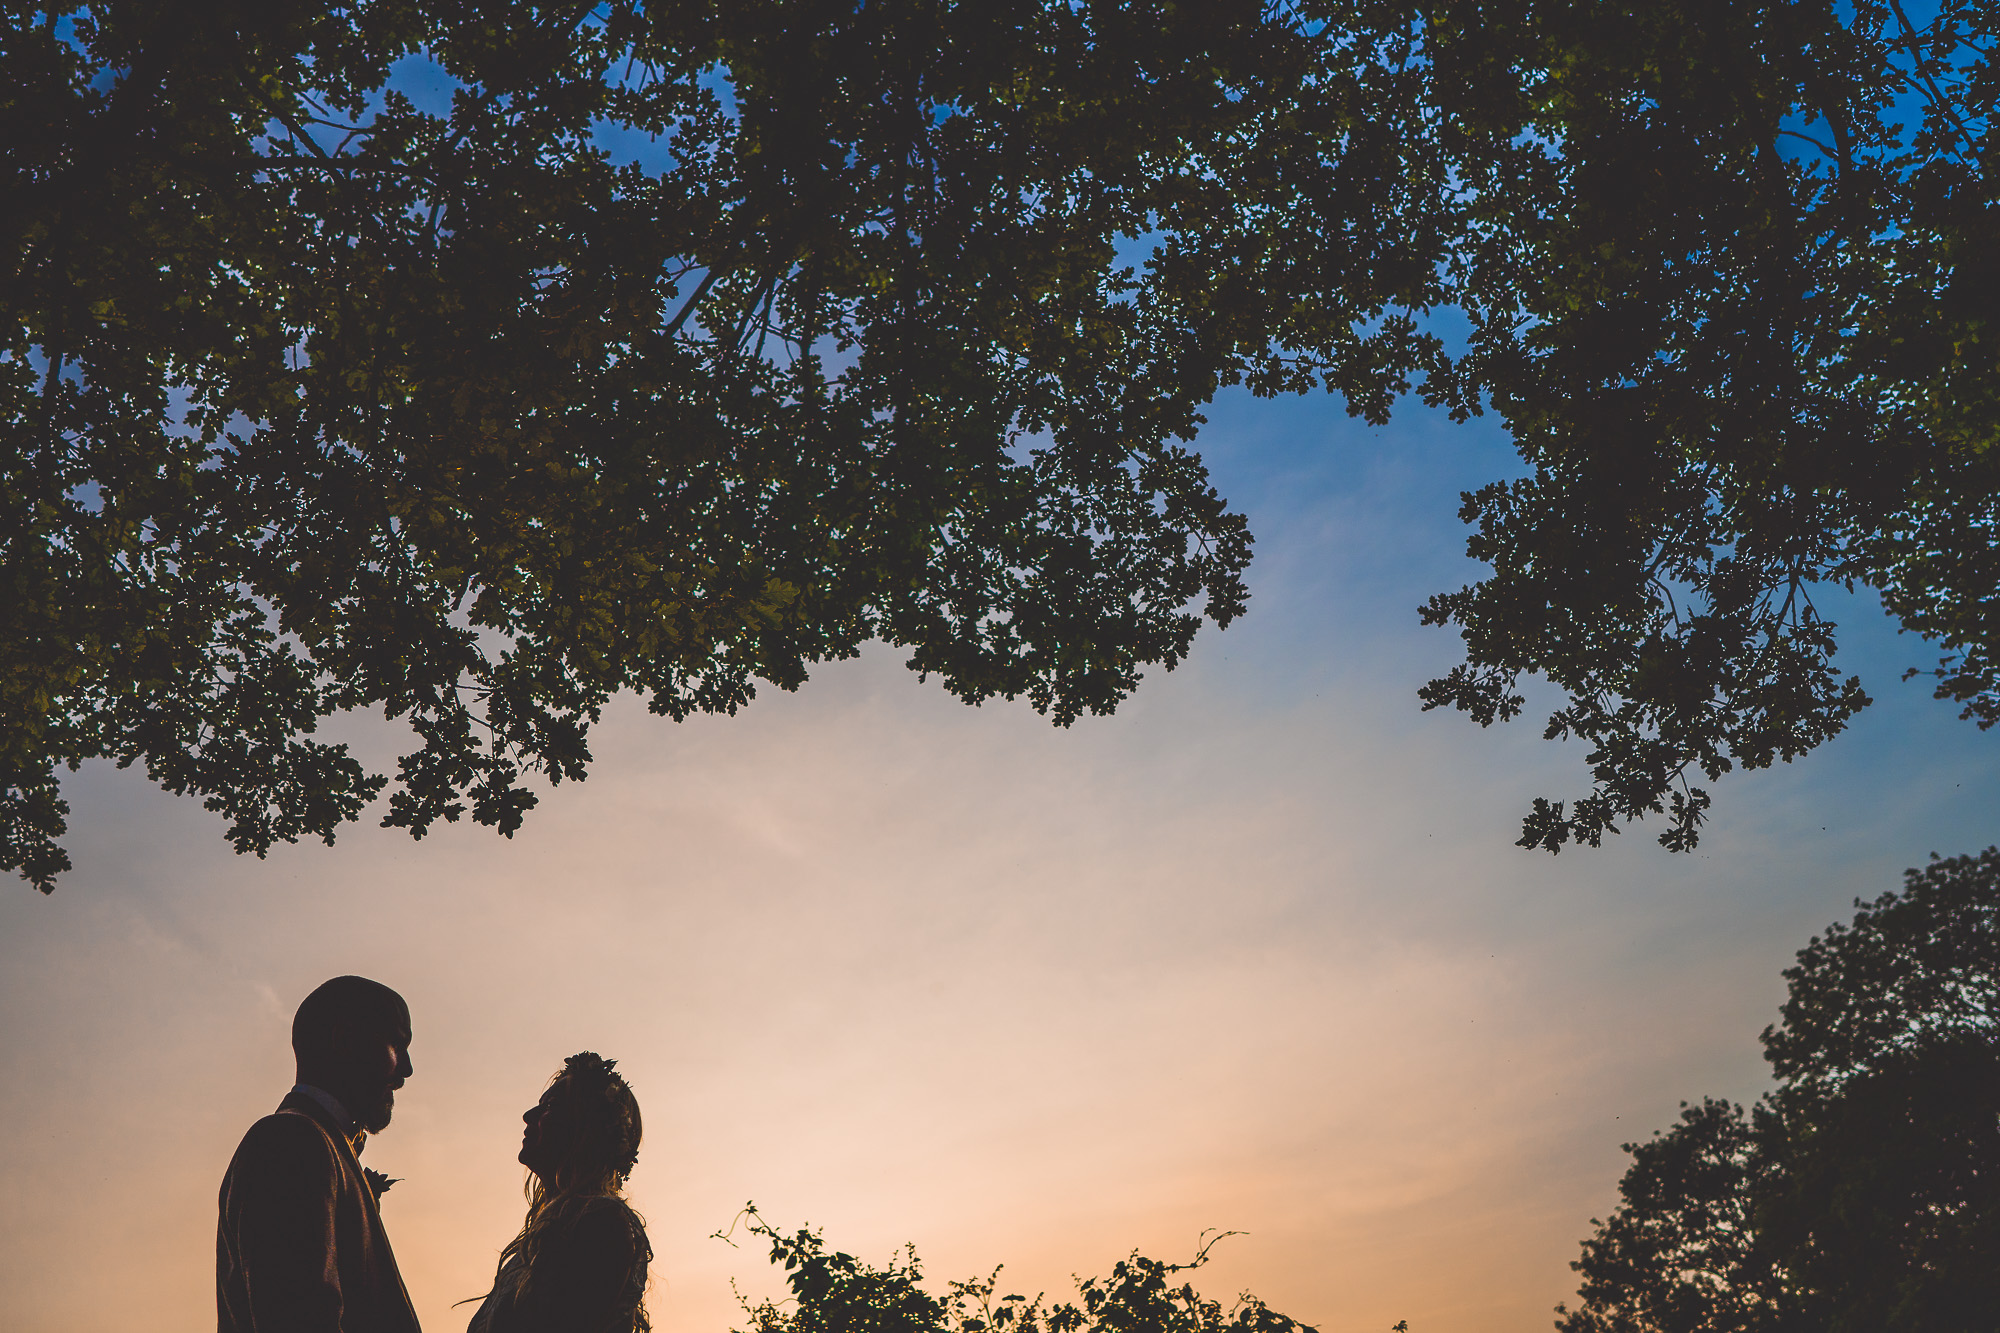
363 1167 400 1199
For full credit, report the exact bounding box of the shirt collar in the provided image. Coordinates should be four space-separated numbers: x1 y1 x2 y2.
292 1083 360 1138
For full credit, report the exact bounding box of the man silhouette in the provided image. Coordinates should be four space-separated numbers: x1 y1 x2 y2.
217 976 424 1333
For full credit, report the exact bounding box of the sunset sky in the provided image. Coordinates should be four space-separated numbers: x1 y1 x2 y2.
5 388 1995 1333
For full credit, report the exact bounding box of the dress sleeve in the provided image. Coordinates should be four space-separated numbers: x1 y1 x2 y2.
229 1115 345 1333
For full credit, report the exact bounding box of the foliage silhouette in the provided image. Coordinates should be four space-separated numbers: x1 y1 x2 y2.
7 2 1998 888
1556 849 2000 1333
719 1207 1333 1333
1414 0 2000 854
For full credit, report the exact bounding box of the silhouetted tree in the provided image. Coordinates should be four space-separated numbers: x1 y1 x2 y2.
1554 1098 1799 1333
725 1208 1323 1333
1556 849 2000 1333
1415 2 2000 854
8 3 1997 889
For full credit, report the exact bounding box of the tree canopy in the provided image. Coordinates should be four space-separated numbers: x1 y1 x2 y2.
6 1 1996 889
1418 0 2000 854
1555 848 2000 1332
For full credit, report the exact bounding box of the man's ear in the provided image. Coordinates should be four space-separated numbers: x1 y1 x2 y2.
321 1017 355 1062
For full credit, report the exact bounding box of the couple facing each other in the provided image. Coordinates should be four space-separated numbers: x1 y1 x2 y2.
217 975 651 1333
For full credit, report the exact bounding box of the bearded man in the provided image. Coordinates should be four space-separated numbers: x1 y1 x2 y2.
217 975 423 1333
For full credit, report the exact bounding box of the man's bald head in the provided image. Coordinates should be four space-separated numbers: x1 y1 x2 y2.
293 976 408 1061
292 976 413 1133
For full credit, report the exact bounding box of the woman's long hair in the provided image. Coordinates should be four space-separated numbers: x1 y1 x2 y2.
479 1052 651 1331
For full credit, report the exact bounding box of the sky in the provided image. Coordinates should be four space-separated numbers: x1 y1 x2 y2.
3 388 1996 1333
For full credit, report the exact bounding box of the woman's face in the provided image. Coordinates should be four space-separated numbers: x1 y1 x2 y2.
519 1085 568 1180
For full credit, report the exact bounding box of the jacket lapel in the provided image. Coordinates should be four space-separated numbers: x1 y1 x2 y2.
273 1090 420 1330
277 1091 371 1195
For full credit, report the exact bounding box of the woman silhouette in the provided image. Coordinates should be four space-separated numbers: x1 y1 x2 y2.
468 1053 651 1333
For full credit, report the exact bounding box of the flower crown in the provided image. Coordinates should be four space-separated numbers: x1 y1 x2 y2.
561 1051 641 1178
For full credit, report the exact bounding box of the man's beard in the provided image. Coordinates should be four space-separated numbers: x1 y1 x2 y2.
360 1089 396 1134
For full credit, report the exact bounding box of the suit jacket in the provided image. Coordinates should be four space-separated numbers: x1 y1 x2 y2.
217 1090 423 1333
